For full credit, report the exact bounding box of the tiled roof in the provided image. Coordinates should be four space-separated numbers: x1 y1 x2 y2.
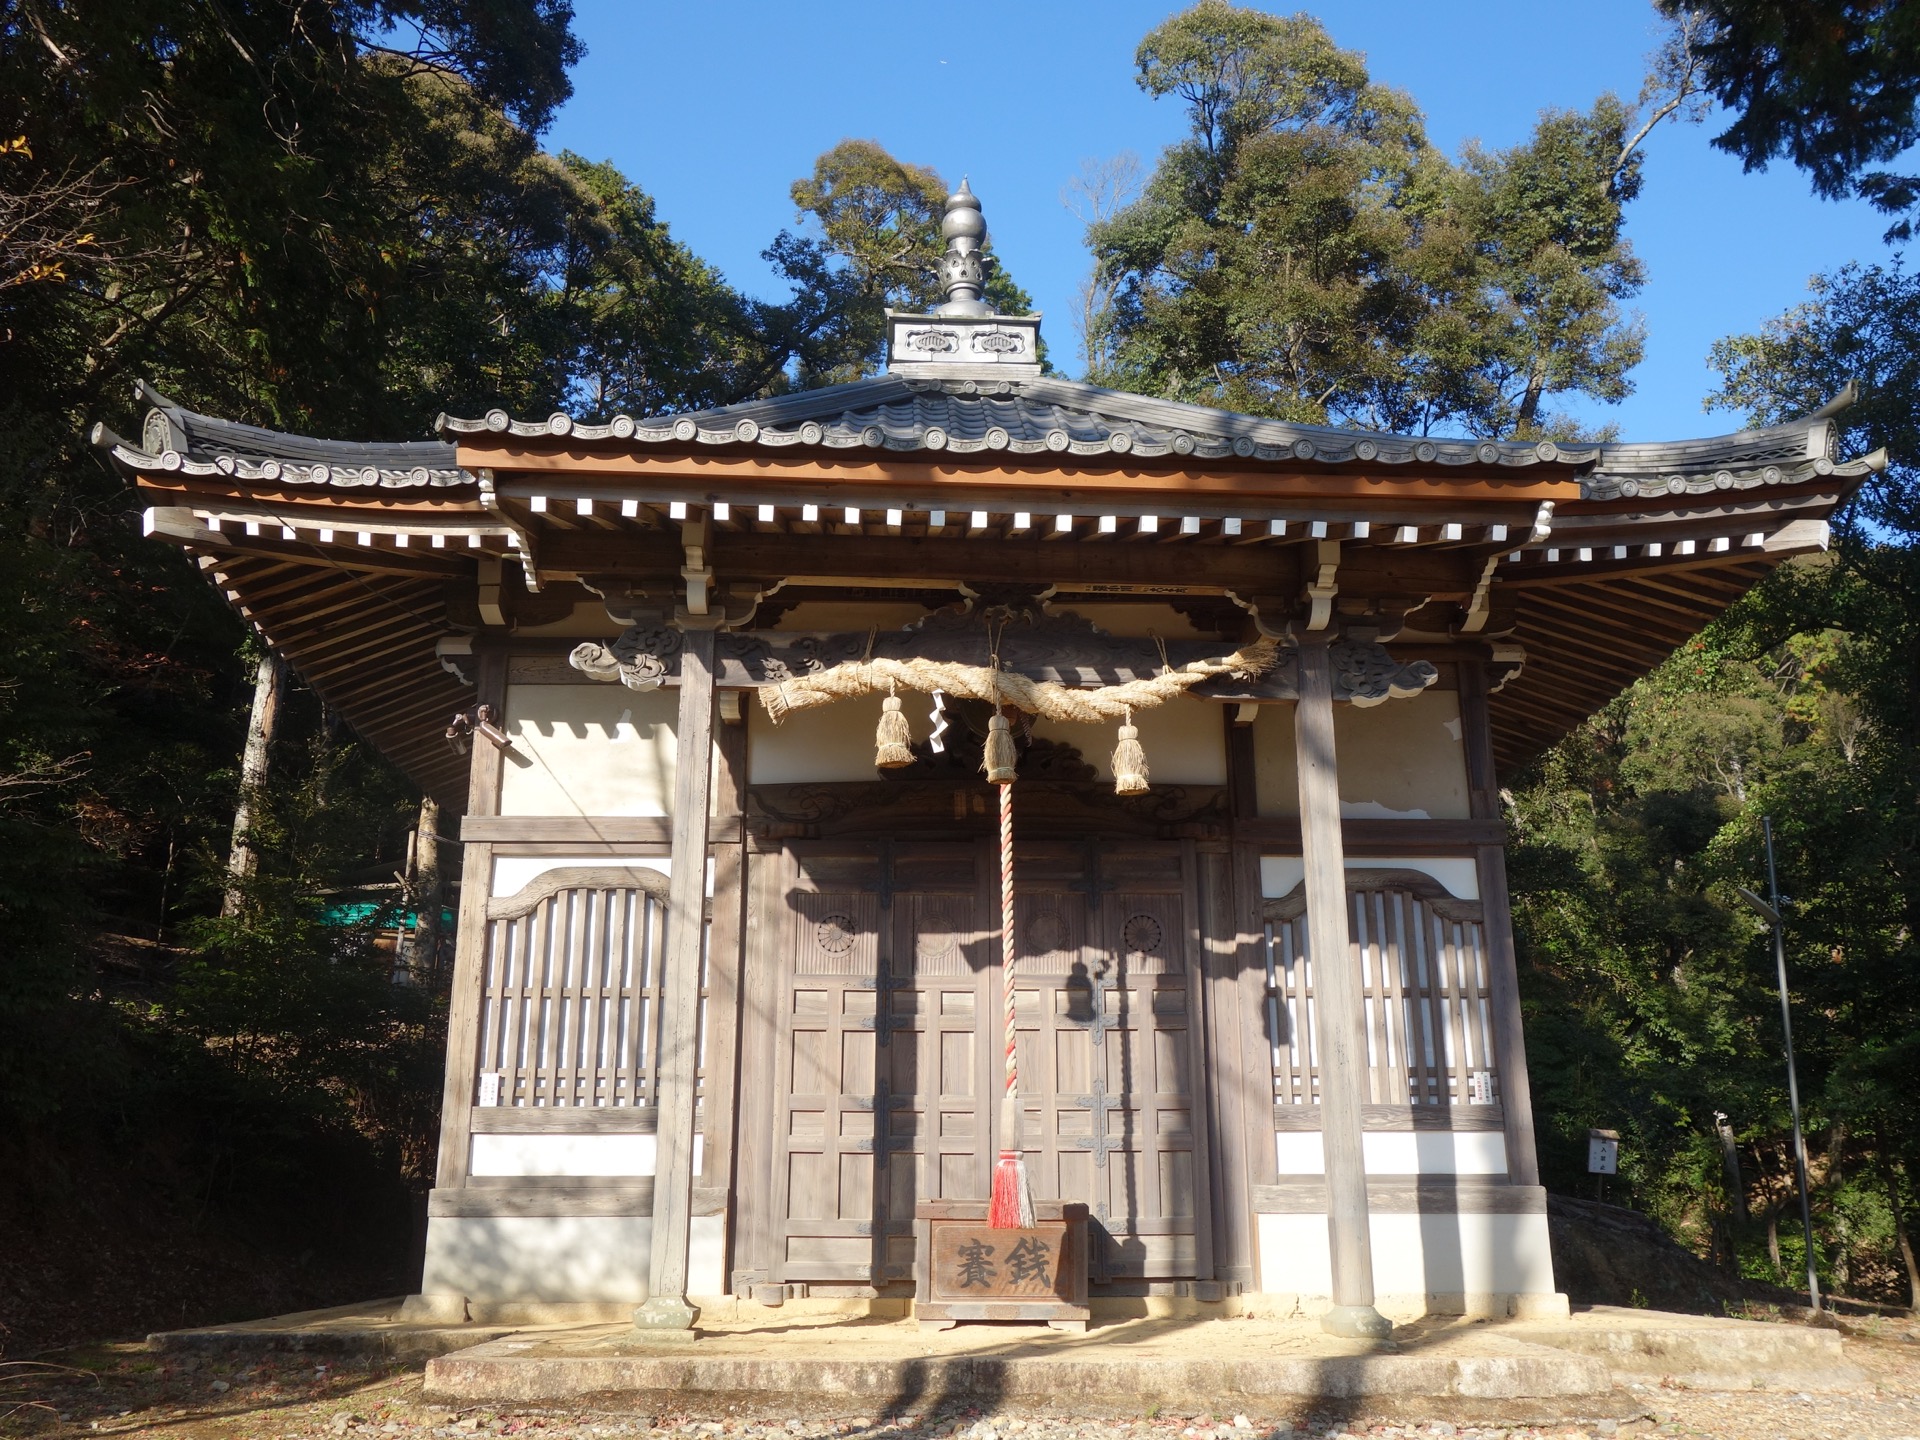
92 381 468 490
437 375 1874 500
100 375 1879 503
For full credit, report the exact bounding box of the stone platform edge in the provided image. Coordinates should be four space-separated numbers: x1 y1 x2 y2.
421 1344 1612 1408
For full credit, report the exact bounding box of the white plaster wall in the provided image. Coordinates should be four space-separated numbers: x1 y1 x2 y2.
1254 692 1470 819
499 684 679 816
1274 1129 1509 1176
469 1132 657 1177
490 854 671 897
510 603 624 639
1032 697 1225 785
688 1215 726 1297
1051 603 1212 639
418 1210 727 1303
1256 1211 1557 1301
422 1216 650 1302
465 1131 703 1177
1259 855 1480 901
749 695 890 784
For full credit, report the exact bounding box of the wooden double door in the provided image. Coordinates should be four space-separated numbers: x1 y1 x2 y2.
749 835 1210 1292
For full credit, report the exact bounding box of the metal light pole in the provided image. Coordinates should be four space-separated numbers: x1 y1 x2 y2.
1736 814 1821 1313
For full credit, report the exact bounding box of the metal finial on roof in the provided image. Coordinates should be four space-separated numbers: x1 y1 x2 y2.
934 177 994 318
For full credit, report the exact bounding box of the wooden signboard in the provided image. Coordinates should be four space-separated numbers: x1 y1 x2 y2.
914 1199 1090 1331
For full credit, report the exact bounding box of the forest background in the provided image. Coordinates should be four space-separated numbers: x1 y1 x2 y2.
2 0 1917 1352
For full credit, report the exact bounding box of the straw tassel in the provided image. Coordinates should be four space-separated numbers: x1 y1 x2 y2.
875 684 914 768
1112 705 1149 795
982 710 1018 784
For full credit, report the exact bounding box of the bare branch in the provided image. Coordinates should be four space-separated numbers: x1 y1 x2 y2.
1062 153 1144 373
1612 9 1712 195
0 752 90 805
0 142 128 292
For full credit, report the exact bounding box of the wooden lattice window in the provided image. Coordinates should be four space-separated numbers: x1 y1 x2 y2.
477 866 672 1107
1263 869 1496 1108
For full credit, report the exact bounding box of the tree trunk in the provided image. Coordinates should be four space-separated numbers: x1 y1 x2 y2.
1515 352 1548 432
222 651 286 917
402 793 444 983
1898 1209 1920 1316
1888 1164 1919 1314
1717 1116 1748 1222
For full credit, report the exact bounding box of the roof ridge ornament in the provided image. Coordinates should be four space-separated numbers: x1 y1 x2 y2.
885 175 1043 380
935 178 994 318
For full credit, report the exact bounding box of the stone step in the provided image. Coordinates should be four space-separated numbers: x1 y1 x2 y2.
1502 1305 1861 1390
422 1335 1610 1410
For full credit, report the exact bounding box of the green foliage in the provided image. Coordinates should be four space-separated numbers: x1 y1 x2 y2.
0 0 619 1341
767 139 1043 386
1661 1 1920 239
2 2 1033 1346
1507 258 1920 1304
1082 2 1644 437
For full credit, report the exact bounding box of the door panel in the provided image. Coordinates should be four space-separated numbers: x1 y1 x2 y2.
763 835 1213 1290
767 843 991 1288
1010 843 1211 1284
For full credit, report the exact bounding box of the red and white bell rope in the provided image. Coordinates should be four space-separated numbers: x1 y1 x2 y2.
989 774 1034 1228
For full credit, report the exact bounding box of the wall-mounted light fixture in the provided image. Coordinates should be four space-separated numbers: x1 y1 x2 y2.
445 703 512 755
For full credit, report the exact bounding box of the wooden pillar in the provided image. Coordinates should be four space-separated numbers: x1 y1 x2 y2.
431 646 506 1196
698 708 749 1291
1294 640 1391 1341
636 624 718 1335
1458 661 1542 1187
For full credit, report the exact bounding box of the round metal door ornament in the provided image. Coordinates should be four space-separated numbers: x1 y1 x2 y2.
1122 913 1163 956
815 913 858 956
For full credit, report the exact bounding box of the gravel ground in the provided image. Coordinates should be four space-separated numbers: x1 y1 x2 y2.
4 1323 1917 1440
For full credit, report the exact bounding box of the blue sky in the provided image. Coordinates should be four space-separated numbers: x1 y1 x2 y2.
543 0 1898 441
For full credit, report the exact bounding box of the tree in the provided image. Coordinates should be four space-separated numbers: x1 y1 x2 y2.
1659 1 1920 239
765 139 1041 386
1062 154 1145 375
1081 2 1647 438
1454 99 1649 436
1706 276 1920 1295
0 0 625 1348
554 154 769 418
1500 262 1920 1309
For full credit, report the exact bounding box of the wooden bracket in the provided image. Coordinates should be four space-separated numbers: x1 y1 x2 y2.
478 470 542 592
435 635 476 685
681 511 714 615
475 556 506 627
1460 501 1552 635
1225 590 1293 639
1304 539 1340 631
1488 643 1527 692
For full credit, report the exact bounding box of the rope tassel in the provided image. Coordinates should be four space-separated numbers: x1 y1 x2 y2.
1112 705 1149 795
875 684 915 769
982 710 1018 784
989 778 1034 1229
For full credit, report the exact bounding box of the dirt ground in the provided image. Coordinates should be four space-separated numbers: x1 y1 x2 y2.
3 1318 1917 1440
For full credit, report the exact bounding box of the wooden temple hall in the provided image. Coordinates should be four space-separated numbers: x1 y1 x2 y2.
99 181 1876 1337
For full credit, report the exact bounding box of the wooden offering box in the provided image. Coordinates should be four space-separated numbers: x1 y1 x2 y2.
914 1199 1090 1331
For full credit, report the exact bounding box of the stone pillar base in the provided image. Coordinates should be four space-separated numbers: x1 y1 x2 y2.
1507 1291 1572 1321
630 1296 699 1340
1319 1303 1394 1341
